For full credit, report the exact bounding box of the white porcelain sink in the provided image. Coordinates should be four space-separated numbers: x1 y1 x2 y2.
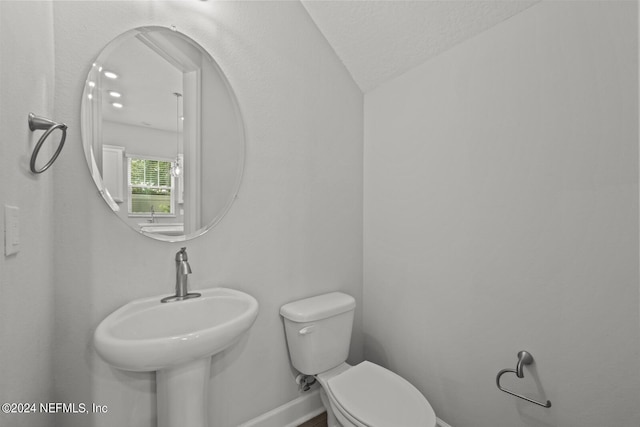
94 287 258 427
138 223 184 236
95 287 258 371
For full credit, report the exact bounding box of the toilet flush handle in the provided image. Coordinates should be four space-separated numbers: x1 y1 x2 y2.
299 325 315 335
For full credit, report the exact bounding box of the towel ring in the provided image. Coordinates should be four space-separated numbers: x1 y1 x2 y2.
496 351 552 408
28 113 68 174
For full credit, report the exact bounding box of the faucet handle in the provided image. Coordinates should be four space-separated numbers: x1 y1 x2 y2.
176 247 188 261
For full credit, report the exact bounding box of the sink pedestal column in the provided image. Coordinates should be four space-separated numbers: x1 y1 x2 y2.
157 357 211 427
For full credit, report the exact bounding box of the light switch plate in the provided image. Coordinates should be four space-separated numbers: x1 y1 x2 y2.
5 205 20 256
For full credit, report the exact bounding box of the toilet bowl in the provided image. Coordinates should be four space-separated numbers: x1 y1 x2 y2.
317 361 436 427
280 292 436 427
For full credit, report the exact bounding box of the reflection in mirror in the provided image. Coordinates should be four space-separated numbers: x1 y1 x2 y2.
81 26 244 241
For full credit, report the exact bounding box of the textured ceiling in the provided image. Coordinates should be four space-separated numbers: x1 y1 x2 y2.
301 0 540 92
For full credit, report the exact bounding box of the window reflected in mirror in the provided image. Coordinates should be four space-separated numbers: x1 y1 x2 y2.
128 157 175 216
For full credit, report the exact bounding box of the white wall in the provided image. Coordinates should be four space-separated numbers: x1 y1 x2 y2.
103 120 177 160
52 1 363 427
364 2 639 427
0 2 55 427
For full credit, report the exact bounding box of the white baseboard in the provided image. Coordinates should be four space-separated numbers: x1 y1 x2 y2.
238 388 453 427
238 389 324 427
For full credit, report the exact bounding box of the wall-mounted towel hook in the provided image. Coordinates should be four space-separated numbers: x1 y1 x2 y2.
496 350 551 408
28 112 67 174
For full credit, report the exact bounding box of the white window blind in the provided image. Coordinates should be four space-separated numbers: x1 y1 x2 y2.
128 157 174 215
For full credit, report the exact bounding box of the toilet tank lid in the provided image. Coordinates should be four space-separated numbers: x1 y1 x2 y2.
280 292 356 322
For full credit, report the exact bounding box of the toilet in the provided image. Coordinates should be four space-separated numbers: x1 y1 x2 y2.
280 292 437 427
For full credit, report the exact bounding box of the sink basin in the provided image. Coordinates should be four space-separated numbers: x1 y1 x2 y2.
138 223 184 236
94 287 258 372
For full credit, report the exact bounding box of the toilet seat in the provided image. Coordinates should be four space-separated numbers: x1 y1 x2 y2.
325 361 436 427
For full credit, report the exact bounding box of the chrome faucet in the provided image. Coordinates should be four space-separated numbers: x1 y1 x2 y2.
161 247 201 303
148 206 156 223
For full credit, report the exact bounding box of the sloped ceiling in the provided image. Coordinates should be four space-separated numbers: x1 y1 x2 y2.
302 0 540 92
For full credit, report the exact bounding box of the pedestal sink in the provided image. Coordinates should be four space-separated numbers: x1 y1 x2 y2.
94 287 258 427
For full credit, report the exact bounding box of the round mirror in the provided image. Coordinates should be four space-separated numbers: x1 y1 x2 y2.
81 26 244 242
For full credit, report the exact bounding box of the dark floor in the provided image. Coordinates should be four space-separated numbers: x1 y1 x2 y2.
298 411 328 427
298 411 443 427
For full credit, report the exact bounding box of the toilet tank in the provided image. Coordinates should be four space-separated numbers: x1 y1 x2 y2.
280 292 356 375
